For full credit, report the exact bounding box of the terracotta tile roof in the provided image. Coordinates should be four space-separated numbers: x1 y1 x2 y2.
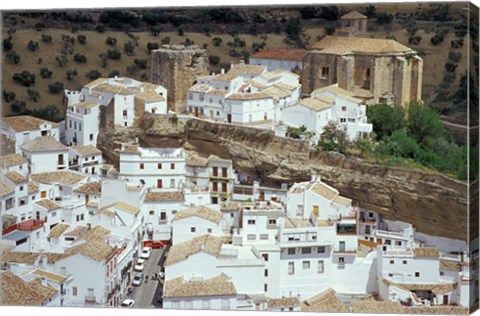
35 199 61 211
73 182 102 195
228 64 266 76
245 79 267 89
93 83 132 95
0 271 57 306
79 226 111 242
84 77 107 88
309 182 338 200
0 154 27 167
28 181 39 194
0 182 14 197
48 223 70 239
333 195 352 206
2 115 58 132
144 191 184 202
99 209 116 217
412 247 439 258
4 171 27 184
313 85 363 103
185 153 209 167
440 259 462 272
164 273 237 298
268 297 301 308
312 36 414 55
1 251 63 264
173 205 222 223
70 145 102 156
188 83 211 93
341 11 368 19
31 171 86 185
102 202 140 215
302 288 350 313
251 47 305 62
62 240 116 262
135 91 165 103
297 97 333 112
31 269 67 283
262 86 291 98
206 89 229 96
403 306 469 314
20 136 68 152
383 279 457 295
213 73 238 81
120 144 139 153
165 234 228 266
274 82 298 91
226 92 271 100
351 300 405 313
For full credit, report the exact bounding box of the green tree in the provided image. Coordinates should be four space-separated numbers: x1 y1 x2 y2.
27 88 41 102
212 37 223 47
161 37 171 45
41 34 53 43
378 131 420 159
208 55 221 65
324 25 336 35
353 137 374 158
3 37 13 51
367 104 405 140
107 49 121 60
55 55 69 67
106 37 117 46
6 50 20 64
405 102 445 144
40 67 53 79
73 53 87 63
10 100 27 113
147 42 160 52
319 121 349 153
109 69 120 78
66 69 78 80
124 42 135 54
134 59 148 69
3 90 16 103
12 71 36 87
86 70 102 80
27 40 39 52
48 81 65 94
77 35 87 44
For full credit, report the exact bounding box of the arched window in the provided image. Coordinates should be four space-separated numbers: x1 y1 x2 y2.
320 63 330 79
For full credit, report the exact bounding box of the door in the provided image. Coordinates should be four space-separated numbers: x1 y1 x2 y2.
210 110 214 120
212 182 218 192
365 225 371 235
227 114 232 123
259 191 265 201
443 295 449 305
221 182 227 193
157 179 163 188
41 191 47 198
85 195 90 204
195 107 199 117
339 241 345 252
313 205 319 216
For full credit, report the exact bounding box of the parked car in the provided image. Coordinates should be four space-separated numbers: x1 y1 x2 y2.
120 299 135 308
158 271 165 279
141 247 152 259
132 272 143 286
134 258 146 271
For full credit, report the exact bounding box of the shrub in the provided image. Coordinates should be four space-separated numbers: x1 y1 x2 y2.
147 42 160 52
73 53 87 63
40 67 53 79
66 69 78 80
212 37 223 47
99 53 109 67
406 25 418 36
367 104 405 140
161 37 171 45
41 34 53 43
3 37 13 51
228 49 241 58
324 25 336 35
55 55 69 67
252 42 266 52
48 81 65 94
61 34 76 46
77 35 86 44
86 70 102 80
126 64 138 75
6 50 20 64
27 88 41 102
124 42 135 54
208 55 220 65
385 34 397 40
10 100 27 113
448 51 462 62
107 49 121 60
3 90 16 103
95 25 106 33
109 70 120 78
444 62 458 72
408 36 422 45
27 40 39 52
241 50 250 63
177 27 184 36
202 43 208 49
406 102 445 144
379 131 420 159
376 13 393 25
150 27 160 36
451 38 464 48
140 73 148 81
106 37 117 46
134 59 148 69
181 38 194 46
13 71 36 87
32 104 60 122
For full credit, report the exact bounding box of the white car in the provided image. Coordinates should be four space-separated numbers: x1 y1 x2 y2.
140 247 152 259
120 299 135 308
132 272 143 286
158 271 165 279
134 259 146 271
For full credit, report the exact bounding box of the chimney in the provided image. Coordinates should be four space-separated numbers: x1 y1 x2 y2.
230 61 234 69
41 277 48 286
221 68 225 74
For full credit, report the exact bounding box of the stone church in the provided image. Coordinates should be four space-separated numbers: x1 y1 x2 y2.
301 11 423 107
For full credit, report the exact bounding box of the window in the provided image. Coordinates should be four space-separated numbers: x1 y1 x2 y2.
260 234 268 240
190 227 196 233
262 254 269 261
341 106 347 111
264 269 268 277
202 300 210 309
69 120 72 128
303 261 310 269
317 246 326 253
247 219 256 225
170 179 175 188
90 134 93 141
160 212 167 220
73 287 77 296
149 210 155 216
221 299 230 310
207 228 212 233
123 110 128 117
188 93 193 100
288 262 295 275
395 241 402 246
264 284 268 292
288 248 295 255
388 273 393 277
20 186 24 191
140 163 144 170
415 272 420 277
222 167 228 178
157 163 162 169
321 65 329 77
157 179 163 188
318 260 324 273
170 163 175 170
51 212 57 217
79 123 82 131
402 260 407 265
74 121 77 129
247 234 256 240
301 247 311 254
390 260 395 264
340 118 346 123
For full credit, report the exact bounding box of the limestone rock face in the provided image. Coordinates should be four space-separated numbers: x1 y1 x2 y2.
149 45 209 113
98 114 471 241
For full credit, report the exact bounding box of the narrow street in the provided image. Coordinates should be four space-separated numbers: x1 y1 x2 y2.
130 248 165 308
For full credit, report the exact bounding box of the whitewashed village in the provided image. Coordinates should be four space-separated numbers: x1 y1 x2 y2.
0 10 477 314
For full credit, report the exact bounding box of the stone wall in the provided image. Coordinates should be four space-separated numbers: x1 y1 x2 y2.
149 45 209 113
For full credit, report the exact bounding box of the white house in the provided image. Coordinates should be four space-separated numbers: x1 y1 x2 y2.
1 115 60 153
171 206 223 245
0 154 28 177
20 136 69 174
250 48 305 72
68 145 103 175
118 144 186 190
65 102 100 147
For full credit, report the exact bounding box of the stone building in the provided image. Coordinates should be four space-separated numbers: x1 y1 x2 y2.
301 36 423 107
336 11 368 37
150 45 209 113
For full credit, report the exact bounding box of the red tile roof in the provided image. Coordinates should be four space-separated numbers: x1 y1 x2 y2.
251 48 306 62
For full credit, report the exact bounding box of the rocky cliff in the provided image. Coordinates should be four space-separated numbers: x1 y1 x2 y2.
98 114 473 241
